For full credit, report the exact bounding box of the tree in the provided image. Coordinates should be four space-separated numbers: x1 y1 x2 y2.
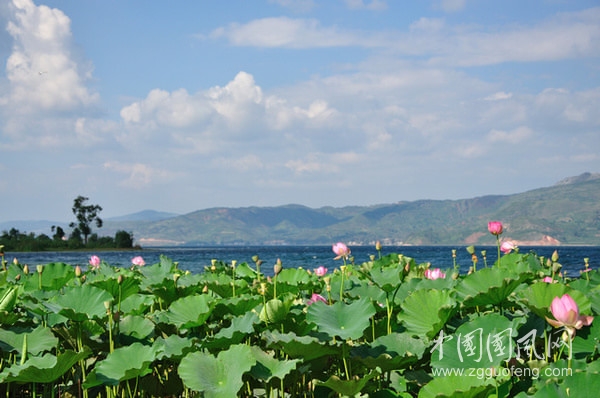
114 230 134 248
69 196 103 246
51 225 66 242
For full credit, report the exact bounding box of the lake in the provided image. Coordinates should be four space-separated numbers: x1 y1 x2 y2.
4 245 599 277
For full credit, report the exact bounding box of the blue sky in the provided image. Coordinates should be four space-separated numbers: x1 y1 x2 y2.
0 0 599 223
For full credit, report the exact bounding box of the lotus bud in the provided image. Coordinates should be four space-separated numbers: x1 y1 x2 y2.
274 258 282 275
75 265 82 277
552 262 562 273
202 285 208 293
404 263 410 273
231 260 237 268
552 250 559 262
117 274 124 285
468 266 474 275
36 265 43 274
173 273 180 283
23 265 29 274
375 241 381 251
15 274 20 281
13 258 18 265
259 283 267 296
104 300 112 310
80 275 86 283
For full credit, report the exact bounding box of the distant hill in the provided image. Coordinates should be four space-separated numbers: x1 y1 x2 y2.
4 173 599 246
99 173 600 246
106 210 179 222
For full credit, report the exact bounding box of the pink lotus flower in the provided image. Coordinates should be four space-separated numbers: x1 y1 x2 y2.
307 293 327 305
332 242 350 260
314 266 328 277
131 256 145 267
542 276 555 283
500 241 516 254
488 221 503 236
424 268 446 280
546 294 594 336
89 255 101 270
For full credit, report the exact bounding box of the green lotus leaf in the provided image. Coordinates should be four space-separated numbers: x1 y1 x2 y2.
362 264 403 293
316 368 379 397
397 289 456 339
165 294 214 329
307 297 376 340
83 342 156 388
516 282 591 319
138 256 178 289
46 284 113 322
119 314 155 340
0 285 19 312
259 298 289 324
214 311 259 340
0 350 90 383
178 344 256 397
119 293 154 315
354 332 427 372
418 374 498 398
0 325 58 356
273 267 312 285
249 345 300 382
90 275 140 301
431 313 520 370
455 267 525 308
262 330 340 361
515 282 569 319
213 295 264 317
23 262 75 291
153 334 195 360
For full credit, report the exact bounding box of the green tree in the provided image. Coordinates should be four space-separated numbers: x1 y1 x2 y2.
69 196 103 246
114 230 134 248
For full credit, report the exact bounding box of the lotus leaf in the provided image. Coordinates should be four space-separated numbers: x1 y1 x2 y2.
397 288 456 339
0 350 90 383
47 284 113 322
307 297 376 340
178 344 256 396
165 293 214 329
84 342 156 387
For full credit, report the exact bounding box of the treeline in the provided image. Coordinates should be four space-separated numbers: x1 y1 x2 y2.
0 227 136 252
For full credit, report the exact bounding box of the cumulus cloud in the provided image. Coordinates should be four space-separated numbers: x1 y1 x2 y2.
2 0 98 112
0 0 102 150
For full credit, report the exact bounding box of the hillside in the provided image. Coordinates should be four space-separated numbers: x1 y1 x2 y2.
101 173 600 246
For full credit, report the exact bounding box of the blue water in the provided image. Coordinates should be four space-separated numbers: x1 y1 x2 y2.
4 245 599 277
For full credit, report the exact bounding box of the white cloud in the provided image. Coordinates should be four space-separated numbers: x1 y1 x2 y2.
2 0 98 112
209 17 380 48
208 8 600 67
484 92 513 101
487 126 534 144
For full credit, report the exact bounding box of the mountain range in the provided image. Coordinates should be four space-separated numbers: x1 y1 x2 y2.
3 173 600 246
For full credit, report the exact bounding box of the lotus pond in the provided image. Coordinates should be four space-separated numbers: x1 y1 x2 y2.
0 241 599 397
